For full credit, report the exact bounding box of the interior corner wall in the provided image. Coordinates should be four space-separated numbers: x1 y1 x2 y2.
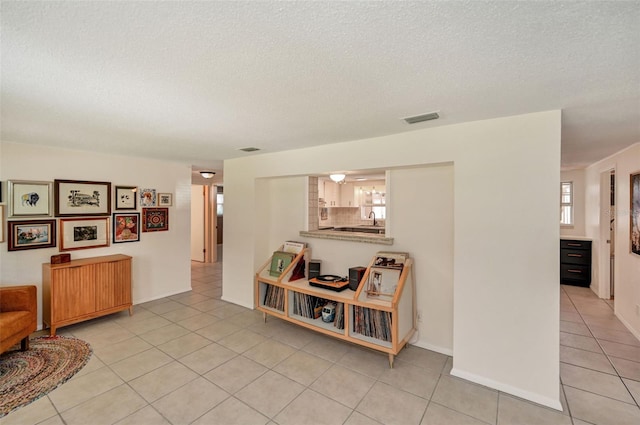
0 141 193 329
222 110 562 409
584 143 640 339
561 169 587 237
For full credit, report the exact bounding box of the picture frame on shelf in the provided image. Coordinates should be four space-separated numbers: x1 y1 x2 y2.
631 171 640 255
113 212 140 243
269 251 296 277
54 179 111 217
158 193 173 206
365 266 401 297
7 219 56 251
139 188 157 207
114 186 137 210
7 180 53 218
142 207 169 232
60 217 109 251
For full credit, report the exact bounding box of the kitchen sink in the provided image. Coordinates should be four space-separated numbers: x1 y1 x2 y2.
329 226 385 235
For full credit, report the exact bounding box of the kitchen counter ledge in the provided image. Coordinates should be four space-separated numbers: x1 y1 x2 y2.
300 230 394 245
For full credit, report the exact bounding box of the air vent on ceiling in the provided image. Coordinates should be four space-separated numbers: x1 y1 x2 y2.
403 111 440 124
239 147 260 152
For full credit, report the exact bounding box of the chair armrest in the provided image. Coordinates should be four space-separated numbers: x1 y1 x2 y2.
0 285 37 315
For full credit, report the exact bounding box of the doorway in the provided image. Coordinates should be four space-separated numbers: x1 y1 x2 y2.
216 186 223 262
599 169 616 301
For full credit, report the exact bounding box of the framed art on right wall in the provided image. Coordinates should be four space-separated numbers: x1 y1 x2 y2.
631 171 640 255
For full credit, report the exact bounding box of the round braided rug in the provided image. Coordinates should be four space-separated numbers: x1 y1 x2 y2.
0 336 92 418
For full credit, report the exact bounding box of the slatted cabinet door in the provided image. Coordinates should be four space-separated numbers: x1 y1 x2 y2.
43 254 133 335
50 264 97 322
95 258 132 312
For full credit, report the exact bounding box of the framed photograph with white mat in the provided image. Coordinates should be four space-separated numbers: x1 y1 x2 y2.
60 217 109 251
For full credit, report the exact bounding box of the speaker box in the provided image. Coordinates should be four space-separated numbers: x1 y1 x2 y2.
348 267 366 291
308 260 321 279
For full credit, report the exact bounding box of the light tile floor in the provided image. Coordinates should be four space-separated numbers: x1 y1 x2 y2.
2 265 640 425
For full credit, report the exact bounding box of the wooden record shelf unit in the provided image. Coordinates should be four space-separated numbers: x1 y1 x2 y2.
255 249 416 367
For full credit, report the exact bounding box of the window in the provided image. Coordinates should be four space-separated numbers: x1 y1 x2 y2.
561 182 573 225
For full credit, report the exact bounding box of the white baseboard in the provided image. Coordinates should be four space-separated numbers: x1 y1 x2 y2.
450 367 563 411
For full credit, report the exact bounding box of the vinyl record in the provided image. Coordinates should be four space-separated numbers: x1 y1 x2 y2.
316 275 346 282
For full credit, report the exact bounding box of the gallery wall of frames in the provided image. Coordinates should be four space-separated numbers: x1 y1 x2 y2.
1 179 173 252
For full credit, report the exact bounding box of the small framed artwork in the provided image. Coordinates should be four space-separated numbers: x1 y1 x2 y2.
631 171 640 255
115 186 137 210
365 266 401 297
142 207 169 232
54 179 111 217
158 193 173 206
113 212 140 243
139 188 157 207
269 251 296 277
7 180 53 218
7 219 56 251
0 205 4 243
60 217 109 251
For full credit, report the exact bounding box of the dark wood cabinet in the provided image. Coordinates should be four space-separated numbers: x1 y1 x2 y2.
560 239 592 287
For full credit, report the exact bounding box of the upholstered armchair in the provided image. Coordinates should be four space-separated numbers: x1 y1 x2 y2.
0 285 37 354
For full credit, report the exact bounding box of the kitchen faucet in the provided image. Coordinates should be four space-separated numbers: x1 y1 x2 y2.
368 211 377 226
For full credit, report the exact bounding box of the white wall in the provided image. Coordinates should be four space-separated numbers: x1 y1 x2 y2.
0 141 192 328
561 169 586 237
585 143 640 338
223 111 562 409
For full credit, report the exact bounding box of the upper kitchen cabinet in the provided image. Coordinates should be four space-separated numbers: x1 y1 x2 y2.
340 183 359 207
357 182 386 206
320 180 359 207
323 180 340 206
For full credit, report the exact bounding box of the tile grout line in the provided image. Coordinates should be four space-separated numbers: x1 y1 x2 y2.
562 285 640 409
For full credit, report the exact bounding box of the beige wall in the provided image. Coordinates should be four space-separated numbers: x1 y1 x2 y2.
0 141 193 328
222 111 562 409
585 143 640 339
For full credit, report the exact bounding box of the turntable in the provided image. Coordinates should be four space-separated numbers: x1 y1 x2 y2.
309 275 350 291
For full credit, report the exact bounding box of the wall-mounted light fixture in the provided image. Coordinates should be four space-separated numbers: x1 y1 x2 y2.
200 171 216 179
329 174 346 183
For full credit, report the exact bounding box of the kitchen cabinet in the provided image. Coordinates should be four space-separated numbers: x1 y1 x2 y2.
560 239 592 287
323 180 340 206
340 183 359 207
42 254 133 335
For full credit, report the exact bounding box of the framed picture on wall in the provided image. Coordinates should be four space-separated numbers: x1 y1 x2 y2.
7 180 53 218
158 193 173 206
113 212 140 243
142 207 168 232
54 179 111 216
0 205 4 243
115 186 137 210
139 188 157 207
7 219 56 251
631 171 640 256
60 217 110 251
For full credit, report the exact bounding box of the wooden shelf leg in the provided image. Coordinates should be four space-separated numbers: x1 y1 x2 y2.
263 312 267 323
388 353 394 368
50 326 57 337
128 306 134 316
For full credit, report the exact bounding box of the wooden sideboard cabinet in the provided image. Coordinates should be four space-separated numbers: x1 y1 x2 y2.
42 254 133 335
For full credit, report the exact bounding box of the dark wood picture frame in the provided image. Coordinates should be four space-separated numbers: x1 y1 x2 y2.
142 207 169 232
8 219 57 251
54 179 111 217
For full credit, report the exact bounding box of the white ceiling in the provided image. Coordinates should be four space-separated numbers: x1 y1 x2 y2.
1 1 638 172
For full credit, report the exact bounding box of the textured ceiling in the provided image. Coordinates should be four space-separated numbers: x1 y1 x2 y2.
1 1 639 172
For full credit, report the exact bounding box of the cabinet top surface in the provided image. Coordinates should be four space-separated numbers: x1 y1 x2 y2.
44 254 132 268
